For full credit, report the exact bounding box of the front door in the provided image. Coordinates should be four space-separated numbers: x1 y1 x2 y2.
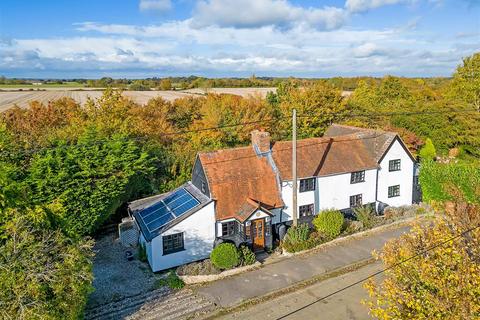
252 219 265 251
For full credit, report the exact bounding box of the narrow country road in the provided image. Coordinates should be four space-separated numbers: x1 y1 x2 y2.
197 225 409 308
216 262 384 320
92 224 411 319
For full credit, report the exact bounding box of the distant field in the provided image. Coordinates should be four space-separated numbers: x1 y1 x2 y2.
0 88 276 112
0 82 86 89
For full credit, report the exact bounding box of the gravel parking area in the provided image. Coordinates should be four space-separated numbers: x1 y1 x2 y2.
87 229 162 309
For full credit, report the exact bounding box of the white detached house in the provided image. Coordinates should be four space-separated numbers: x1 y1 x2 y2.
128 124 418 272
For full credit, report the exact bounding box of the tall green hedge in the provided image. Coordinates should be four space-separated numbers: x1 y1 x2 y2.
27 129 156 236
419 160 480 204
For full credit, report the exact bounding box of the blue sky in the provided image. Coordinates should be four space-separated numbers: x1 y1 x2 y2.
0 0 478 78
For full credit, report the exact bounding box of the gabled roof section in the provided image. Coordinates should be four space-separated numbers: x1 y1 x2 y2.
271 135 379 180
324 124 398 163
129 181 212 241
198 146 284 221
236 198 274 223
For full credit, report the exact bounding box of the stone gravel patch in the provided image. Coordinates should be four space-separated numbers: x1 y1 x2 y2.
87 230 163 309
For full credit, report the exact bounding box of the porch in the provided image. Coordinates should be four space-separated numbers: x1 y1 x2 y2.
217 218 273 252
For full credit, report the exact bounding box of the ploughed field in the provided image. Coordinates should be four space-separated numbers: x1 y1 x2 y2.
0 87 276 111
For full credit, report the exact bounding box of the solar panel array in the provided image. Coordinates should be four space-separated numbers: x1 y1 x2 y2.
138 188 200 234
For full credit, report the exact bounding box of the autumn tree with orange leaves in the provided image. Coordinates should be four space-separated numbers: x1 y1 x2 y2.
364 202 480 319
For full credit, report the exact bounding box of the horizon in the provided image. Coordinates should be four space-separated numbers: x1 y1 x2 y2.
1 0 479 78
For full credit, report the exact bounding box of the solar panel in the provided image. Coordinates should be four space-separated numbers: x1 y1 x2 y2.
163 188 187 205
147 213 174 231
165 193 191 211
136 188 200 234
172 198 199 217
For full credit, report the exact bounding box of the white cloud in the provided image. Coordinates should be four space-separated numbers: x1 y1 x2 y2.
139 0 172 12
1 0 475 77
192 0 348 30
345 0 414 13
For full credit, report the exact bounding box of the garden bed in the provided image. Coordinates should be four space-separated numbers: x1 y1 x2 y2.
177 261 261 284
282 204 432 255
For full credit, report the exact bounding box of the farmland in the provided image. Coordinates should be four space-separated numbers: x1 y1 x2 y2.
0 87 276 111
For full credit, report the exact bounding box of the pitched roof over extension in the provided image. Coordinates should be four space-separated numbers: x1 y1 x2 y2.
198 146 284 221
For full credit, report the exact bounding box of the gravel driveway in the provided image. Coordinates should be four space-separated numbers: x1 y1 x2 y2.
87 229 163 309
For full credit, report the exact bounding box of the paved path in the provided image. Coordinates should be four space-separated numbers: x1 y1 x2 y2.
197 226 409 308
217 262 384 320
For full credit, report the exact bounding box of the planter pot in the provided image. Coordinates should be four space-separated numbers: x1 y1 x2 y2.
125 250 134 261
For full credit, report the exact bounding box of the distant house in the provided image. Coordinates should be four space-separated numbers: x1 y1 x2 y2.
128 124 418 272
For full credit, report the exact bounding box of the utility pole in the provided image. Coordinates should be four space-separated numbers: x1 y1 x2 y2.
292 108 298 227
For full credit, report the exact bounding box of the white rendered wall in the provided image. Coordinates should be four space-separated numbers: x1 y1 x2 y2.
377 139 414 207
149 202 216 272
279 178 317 223
317 169 377 211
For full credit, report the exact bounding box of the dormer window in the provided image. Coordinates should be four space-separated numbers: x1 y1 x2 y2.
299 178 316 192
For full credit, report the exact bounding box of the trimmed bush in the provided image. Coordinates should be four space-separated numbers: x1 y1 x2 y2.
354 205 376 229
239 245 256 266
210 243 240 270
313 209 344 238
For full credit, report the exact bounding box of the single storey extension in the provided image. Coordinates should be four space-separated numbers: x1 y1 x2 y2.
128 124 419 272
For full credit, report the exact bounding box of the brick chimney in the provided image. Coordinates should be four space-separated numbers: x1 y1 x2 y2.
251 130 271 154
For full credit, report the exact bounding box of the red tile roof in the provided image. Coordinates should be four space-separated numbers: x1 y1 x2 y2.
324 124 397 162
198 124 398 221
271 135 379 180
198 146 284 221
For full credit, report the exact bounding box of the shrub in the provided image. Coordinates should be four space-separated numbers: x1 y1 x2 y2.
157 271 184 289
286 223 310 243
313 209 344 239
239 245 256 266
354 205 376 229
419 138 436 160
210 243 240 270
282 224 311 253
137 243 147 262
344 220 363 234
